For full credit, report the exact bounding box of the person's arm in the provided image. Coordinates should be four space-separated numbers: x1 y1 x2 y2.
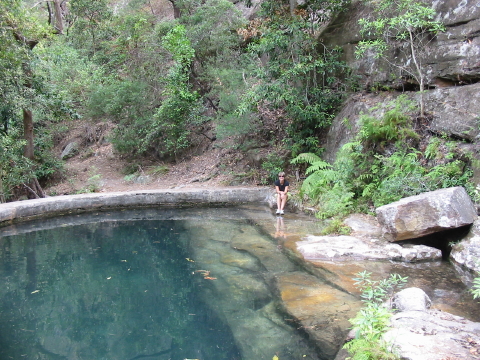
275 185 281 194
283 185 289 194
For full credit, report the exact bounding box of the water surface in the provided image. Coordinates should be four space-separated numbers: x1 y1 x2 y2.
0 207 321 360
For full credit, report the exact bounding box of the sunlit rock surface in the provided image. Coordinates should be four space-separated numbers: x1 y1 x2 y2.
296 235 442 262
183 219 324 360
392 287 432 312
385 310 480 360
376 186 477 241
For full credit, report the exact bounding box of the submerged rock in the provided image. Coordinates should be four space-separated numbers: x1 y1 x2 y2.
376 186 477 242
275 272 362 360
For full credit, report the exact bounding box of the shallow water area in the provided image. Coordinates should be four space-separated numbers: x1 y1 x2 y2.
0 206 322 360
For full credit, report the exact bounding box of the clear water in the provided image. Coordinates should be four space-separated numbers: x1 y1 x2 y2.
2 206 480 360
0 207 321 360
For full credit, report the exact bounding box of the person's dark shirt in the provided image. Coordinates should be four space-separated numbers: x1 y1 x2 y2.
274 179 289 192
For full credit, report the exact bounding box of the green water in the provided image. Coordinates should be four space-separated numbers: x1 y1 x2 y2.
0 207 321 360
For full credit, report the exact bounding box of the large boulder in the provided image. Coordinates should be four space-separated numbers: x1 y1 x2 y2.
376 187 477 241
425 83 480 141
321 84 480 165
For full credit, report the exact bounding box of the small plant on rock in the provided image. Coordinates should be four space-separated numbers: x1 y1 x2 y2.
343 271 408 360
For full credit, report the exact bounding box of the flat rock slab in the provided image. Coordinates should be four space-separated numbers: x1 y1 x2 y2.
376 186 477 241
384 310 480 360
296 235 442 262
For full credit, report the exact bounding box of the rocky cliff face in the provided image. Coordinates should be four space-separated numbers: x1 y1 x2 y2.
319 0 480 163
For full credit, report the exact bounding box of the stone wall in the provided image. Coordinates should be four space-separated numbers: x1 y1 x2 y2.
0 188 271 227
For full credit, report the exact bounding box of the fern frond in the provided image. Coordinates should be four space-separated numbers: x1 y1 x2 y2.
305 160 332 175
291 152 322 165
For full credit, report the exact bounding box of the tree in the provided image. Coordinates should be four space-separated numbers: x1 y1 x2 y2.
67 0 113 54
355 0 445 117
0 0 50 199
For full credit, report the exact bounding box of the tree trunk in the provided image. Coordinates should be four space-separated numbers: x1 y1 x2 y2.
23 109 34 160
53 0 64 34
22 109 46 199
168 0 181 18
409 30 425 118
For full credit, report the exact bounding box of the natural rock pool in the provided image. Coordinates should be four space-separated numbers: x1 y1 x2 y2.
0 206 324 360
1 205 480 360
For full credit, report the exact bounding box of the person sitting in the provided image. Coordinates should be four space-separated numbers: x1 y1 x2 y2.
274 172 289 215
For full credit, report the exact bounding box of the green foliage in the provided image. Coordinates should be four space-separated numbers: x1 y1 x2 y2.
0 131 32 202
356 0 445 54
89 80 149 122
140 25 203 158
77 167 102 193
0 0 70 198
68 0 114 54
262 153 286 184
343 271 408 360
358 97 419 147
320 217 352 235
292 96 477 217
471 276 480 300
234 0 352 155
180 0 246 60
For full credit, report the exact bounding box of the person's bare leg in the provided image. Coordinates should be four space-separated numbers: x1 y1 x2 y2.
280 194 287 210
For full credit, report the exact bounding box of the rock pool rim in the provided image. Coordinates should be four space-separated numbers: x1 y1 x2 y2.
0 187 272 227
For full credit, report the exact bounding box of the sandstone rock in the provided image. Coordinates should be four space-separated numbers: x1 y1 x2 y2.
376 186 477 241
392 287 431 312
343 213 382 239
425 83 480 141
451 218 480 272
384 309 480 360
60 141 78 160
0 188 272 226
321 0 480 88
296 235 442 262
